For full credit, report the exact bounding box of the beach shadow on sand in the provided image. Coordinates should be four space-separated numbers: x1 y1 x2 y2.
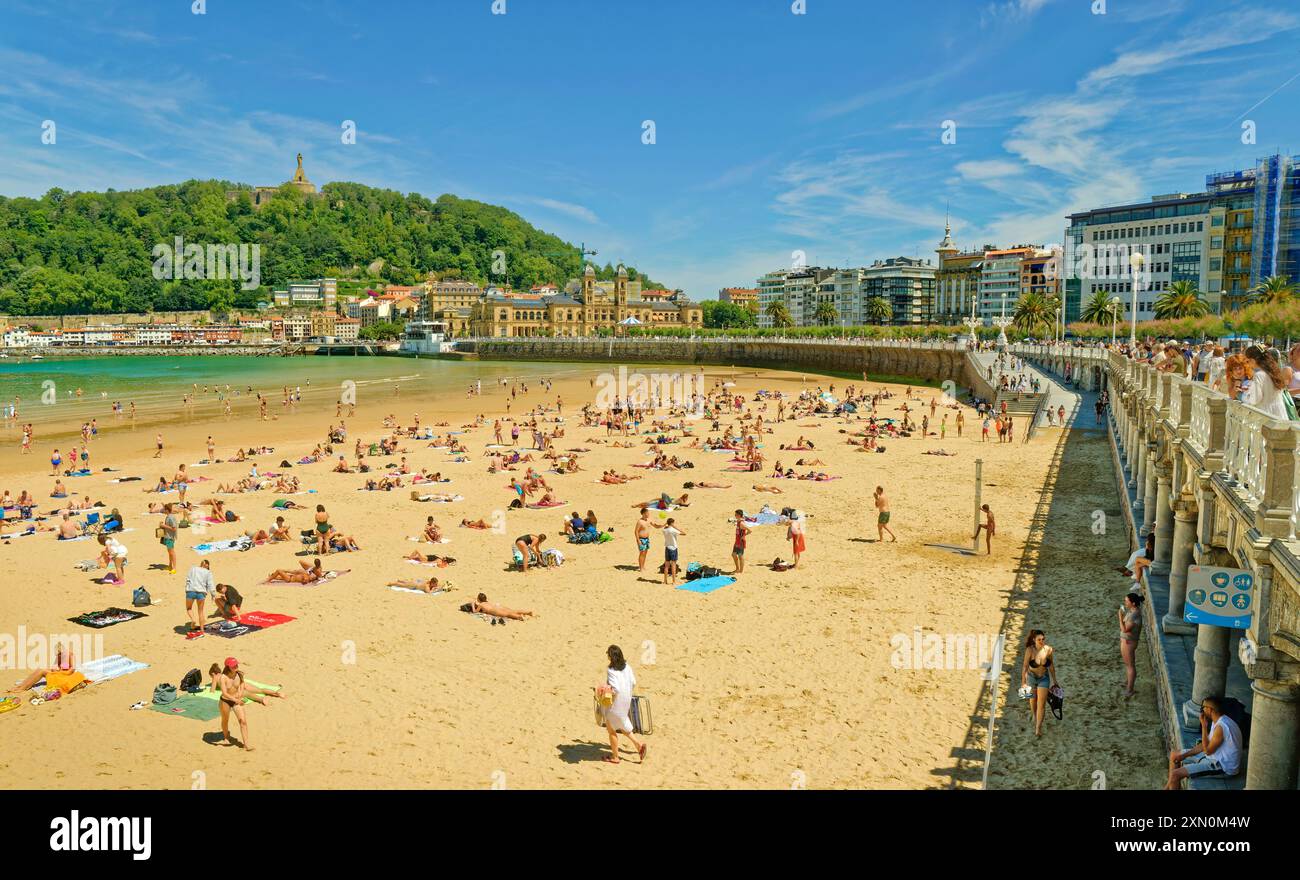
556 741 612 764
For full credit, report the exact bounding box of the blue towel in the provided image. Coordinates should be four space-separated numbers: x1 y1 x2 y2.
676 575 735 594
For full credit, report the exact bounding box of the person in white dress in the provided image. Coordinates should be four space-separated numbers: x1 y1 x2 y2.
596 645 646 764
1242 345 1290 421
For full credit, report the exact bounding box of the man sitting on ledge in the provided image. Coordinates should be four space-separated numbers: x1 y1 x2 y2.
1164 696 1243 789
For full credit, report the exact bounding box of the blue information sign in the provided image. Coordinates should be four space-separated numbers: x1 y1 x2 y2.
1184 565 1253 629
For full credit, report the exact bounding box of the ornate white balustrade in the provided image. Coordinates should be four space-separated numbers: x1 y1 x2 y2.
1189 384 1212 453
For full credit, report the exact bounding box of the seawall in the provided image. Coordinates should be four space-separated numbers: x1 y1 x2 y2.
460 338 979 388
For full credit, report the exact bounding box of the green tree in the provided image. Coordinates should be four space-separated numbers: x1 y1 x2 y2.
765 301 794 329
1154 280 1210 319
813 300 839 326
359 320 405 341
864 296 892 325
1012 292 1057 336
1249 274 1296 305
702 300 757 329
1080 289 1122 324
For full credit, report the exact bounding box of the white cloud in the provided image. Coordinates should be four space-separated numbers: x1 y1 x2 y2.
515 197 600 225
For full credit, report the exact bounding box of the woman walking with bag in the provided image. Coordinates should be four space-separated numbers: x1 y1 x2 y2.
595 645 646 765
1021 630 1059 737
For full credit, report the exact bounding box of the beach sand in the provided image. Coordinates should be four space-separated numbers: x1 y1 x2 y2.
0 358 1164 789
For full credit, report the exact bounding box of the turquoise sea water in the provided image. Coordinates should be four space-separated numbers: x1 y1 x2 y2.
0 354 600 423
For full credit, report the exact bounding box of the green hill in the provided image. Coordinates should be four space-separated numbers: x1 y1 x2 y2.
0 180 663 315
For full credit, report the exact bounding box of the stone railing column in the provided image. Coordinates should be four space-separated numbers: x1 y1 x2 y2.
1162 497 1197 635
1152 460 1174 574
1245 679 1300 790
1141 443 1158 534
1255 423 1297 539
1203 397 1227 474
1182 623 1231 728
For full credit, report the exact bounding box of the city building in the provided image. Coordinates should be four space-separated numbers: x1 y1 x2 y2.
718 287 758 307
335 316 361 341
861 257 936 326
469 265 701 337
979 246 1038 322
416 280 483 321
273 278 337 310
934 225 988 324
1065 195 1213 323
1064 153 1300 319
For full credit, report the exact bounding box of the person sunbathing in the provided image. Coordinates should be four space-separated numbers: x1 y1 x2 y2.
460 518 490 529
328 532 361 552
692 481 732 489
471 592 536 620
795 458 826 466
8 643 80 694
753 484 784 494
404 550 456 566
267 558 324 583
388 576 448 594
421 518 443 543
410 490 458 502
205 664 286 704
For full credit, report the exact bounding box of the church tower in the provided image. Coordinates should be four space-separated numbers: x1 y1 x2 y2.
614 264 628 311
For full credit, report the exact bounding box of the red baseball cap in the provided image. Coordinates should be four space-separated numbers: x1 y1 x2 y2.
224 657 239 670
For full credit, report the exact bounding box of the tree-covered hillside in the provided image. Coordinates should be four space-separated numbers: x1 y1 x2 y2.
0 180 663 315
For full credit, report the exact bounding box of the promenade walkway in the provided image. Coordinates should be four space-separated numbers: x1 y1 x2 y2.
1021 351 1252 790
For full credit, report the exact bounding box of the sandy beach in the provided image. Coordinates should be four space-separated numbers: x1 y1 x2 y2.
0 357 1164 789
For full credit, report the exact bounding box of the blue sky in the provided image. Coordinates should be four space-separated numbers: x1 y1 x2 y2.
1 0 1298 297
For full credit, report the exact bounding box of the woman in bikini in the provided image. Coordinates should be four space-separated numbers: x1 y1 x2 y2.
471 592 536 620
388 576 447 594
514 533 546 573
267 558 324 583
216 658 253 750
314 504 332 554
1021 630 1058 737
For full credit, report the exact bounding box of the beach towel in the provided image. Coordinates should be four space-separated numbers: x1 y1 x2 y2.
192 536 253 555
747 511 788 526
149 680 280 721
525 501 565 509
389 585 451 596
77 653 150 683
67 608 148 629
676 575 736 594
201 611 294 639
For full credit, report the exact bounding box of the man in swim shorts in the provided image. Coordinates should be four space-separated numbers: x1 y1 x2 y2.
634 507 652 572
874 486 896 542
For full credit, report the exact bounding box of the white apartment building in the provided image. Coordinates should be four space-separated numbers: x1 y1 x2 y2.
756 270 788 328
816 269 864 326
978 247 1033 321
136 325 175 345
1065 193 1217 322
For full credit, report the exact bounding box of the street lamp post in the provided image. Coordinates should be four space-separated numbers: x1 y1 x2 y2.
993 289 1012 352
1110 296 1121 347
1128 252 1145 347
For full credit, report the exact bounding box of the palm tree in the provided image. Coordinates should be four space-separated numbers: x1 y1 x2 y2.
766 301 794 329
1249 274 1296 305
1012 292 1056 336
813 300 839 326
1154 280 1210 319
1080 289 1121 324
864 296 892 325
